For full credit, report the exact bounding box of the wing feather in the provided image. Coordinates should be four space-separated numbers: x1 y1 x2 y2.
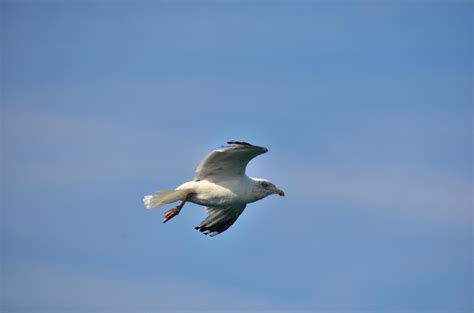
195 204 246 236
195 141 267 182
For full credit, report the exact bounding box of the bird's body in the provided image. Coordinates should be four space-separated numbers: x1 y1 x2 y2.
143 141 284 236
176 176 259 207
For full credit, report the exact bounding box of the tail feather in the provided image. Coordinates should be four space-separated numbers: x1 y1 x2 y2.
143 189 190 209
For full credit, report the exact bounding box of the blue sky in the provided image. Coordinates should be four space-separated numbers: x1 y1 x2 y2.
1 1 472 312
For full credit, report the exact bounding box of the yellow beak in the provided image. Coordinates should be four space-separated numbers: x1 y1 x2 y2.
276 189 285 197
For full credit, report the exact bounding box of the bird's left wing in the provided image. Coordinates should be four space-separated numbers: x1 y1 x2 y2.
195 204 246 236
195 141 267 182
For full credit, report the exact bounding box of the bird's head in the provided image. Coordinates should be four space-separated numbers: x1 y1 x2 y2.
251 178 285 200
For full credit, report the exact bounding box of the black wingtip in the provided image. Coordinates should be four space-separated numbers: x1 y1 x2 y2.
227 141 268 152
227 140 253 147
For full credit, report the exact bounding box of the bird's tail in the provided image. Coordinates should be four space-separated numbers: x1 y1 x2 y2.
143 189 190 209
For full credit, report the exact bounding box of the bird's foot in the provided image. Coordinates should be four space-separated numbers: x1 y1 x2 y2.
163 207 181 223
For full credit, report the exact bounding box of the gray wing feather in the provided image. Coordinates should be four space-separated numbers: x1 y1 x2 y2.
195 141 267 182
195 204 246 236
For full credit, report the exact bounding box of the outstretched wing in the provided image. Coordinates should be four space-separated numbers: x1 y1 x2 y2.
195 204 246 236
195 141 268 182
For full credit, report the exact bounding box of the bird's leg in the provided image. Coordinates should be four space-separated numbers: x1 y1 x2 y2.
163 193 190 223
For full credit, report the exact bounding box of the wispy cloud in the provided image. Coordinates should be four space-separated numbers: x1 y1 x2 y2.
277 164 472 224
3 108 471 224
2 109 205 188
2 262 272 312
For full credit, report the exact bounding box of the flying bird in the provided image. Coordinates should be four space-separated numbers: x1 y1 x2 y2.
143 141 284 236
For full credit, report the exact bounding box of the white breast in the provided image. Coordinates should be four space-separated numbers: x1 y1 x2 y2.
177 178 252 207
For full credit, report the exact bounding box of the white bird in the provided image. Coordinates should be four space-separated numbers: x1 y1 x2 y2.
143 141 285 236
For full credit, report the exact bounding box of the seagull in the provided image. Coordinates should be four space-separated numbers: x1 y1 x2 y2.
143 141 285 236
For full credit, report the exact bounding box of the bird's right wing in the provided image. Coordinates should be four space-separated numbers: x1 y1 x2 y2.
195 204 246 236
194 141 267 182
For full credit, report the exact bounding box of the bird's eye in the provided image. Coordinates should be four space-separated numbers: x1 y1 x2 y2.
261 182 269 188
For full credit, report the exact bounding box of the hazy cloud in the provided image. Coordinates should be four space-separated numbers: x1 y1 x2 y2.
2 109 204 188
3 109 471 224
2 262 272 312
278 164 472 224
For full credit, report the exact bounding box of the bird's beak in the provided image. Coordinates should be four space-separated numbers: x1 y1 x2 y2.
275 188 285 197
